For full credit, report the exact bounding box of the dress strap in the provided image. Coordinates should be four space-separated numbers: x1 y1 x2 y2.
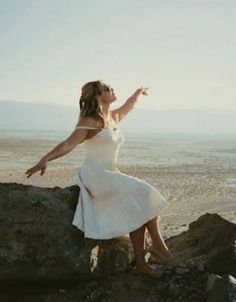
75 126 101 130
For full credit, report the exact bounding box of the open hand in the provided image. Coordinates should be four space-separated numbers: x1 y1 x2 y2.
25 158 48 178
137 86 149 96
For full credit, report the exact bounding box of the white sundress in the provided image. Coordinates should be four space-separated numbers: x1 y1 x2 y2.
71 124 169 239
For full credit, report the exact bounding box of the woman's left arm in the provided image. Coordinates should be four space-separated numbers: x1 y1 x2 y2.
110 87 149 123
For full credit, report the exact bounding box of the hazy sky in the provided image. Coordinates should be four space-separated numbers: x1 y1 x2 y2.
0 0 235 110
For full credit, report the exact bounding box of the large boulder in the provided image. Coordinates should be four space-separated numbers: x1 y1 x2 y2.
0 183 134 283
166 213 236 265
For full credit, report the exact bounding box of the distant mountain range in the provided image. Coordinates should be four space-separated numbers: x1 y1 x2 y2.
0 100 235 134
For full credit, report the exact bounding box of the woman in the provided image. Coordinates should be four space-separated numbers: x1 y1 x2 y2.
25 80 173 277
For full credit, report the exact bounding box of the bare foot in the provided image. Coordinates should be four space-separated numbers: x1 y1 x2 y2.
145 244 180 267
134 262 163 278
148 244 172 261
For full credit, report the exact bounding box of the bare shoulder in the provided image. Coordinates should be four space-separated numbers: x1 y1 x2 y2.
75 116 102 129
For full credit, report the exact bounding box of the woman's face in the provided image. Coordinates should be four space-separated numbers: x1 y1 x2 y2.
100 84 117 104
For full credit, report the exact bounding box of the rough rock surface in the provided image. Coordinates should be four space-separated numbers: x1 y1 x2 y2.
1 182 236 302
165 212 236 263
206 275 236 302
206 244 236 278
0 183 134 282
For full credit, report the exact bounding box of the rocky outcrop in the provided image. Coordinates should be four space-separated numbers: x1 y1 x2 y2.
165 212 236 264
0 182 236 302
0 183 134 283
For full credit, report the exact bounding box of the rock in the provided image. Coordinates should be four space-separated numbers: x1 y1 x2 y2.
197 262 205 272
86 280 99 290
0 183 134 283
1 182 236 302
168 281 181 295
175 265 190 275
89 287 105 302
166 213 236 263
206 273 222 292
206 243 236 278
206 275 236 302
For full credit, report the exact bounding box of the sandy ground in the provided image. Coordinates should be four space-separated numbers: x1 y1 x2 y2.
1 136 236 239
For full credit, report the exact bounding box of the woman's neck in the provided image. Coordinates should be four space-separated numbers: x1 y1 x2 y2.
100 103 110 117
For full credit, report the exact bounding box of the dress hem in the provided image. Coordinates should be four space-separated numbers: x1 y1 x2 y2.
71 206 166 240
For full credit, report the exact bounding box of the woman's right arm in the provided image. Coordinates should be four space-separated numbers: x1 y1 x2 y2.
25 126 90 178
25 117 99 178
42 131 86 162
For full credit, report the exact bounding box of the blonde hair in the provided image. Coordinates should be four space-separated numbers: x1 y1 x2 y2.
76 80 109 128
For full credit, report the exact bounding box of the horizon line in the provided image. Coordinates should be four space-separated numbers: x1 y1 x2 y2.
0 99 236 112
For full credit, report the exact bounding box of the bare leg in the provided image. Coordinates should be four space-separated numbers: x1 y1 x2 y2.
144 215 171 258
129 224 156 272
129 224 146 267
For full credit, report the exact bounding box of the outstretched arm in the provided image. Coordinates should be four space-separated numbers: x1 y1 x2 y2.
110 87 149 123
25 117 96 178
